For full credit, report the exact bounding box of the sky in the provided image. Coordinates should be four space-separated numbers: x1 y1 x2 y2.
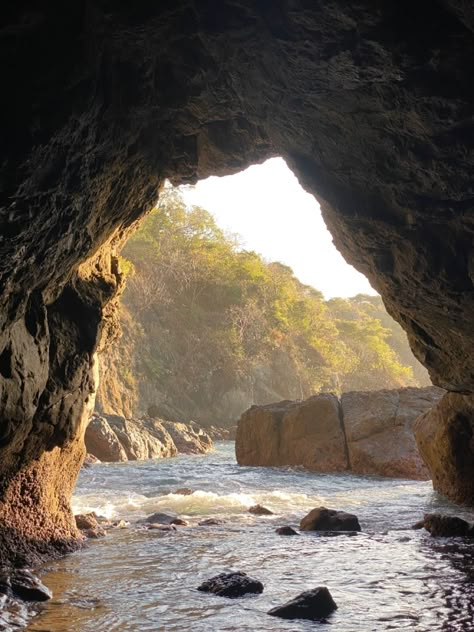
180 157 376 299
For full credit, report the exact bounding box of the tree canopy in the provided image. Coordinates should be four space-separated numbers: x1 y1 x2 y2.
98 186 431 425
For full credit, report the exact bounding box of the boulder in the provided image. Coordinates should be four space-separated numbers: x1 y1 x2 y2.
248 504 273 515
160 421 213 455
414 393 474 504
75 513 100 530
267 587 337 620
420 513 474 537
85 413 178 462
198 519 223 526
300 507 361 532
341 387 443 479
141 512 177 525
83 454 101 468
275 526 299 536
74 513 107 538
0 569 52 602
197 571 264 598
85 415 128 462
236 395 348 471
106 415 177 461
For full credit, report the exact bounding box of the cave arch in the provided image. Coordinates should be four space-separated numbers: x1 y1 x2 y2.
0 1 473 562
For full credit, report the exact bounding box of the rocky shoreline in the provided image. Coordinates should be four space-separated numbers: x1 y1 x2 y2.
236 386 444 479
85 413 214 462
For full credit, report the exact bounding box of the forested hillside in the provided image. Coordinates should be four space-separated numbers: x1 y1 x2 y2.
97 188 431 427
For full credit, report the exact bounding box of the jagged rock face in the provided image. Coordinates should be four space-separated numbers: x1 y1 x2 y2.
0 1 473 560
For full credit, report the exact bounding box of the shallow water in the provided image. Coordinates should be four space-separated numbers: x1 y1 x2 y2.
29 442 474 631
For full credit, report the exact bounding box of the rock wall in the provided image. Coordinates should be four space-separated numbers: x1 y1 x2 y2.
236 395 348 472
236 387 444 480
414 392 474 504
85 413 212 462
0 2 473 561
341 388 443 478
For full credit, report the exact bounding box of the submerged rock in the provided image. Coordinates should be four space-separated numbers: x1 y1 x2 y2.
173 488 193 496
300 507 361 532
0 569 52 602
275 526 299 536
420 513 474 537
267 587 337 620
198 519 224 526
248 504 273 515
197 571 264 598
141 512 178 525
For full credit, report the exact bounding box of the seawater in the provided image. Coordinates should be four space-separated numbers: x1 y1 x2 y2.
28 442 474 631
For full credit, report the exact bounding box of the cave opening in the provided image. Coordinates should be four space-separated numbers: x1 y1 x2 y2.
1 1 473 628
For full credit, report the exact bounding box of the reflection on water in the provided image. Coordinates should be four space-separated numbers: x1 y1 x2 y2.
28 443 474 631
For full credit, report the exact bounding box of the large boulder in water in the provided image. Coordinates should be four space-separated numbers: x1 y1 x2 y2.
268 587 337 620
420 513 474 537
342 387 444 479
300 507 361 532
236 395 348 471
414 392 474 505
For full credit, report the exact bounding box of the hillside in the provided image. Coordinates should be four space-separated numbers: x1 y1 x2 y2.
97 188 431 427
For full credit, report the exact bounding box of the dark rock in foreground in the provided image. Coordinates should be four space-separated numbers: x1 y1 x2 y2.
300 507 361 532
249 504 273 515
0 569 52 602
420 513 474 537
268 587 337 620
275 526 299 536
197 571 264 598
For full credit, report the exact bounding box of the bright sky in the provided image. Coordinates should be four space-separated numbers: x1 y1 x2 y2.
180 157 376 299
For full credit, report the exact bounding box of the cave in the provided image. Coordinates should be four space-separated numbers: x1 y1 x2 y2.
0 1 473 566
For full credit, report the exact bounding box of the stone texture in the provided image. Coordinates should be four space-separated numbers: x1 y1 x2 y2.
106 416 177 461
0 1 473 562
85 415 128 462
342 387 444 479
420 513 474 537
85 413 214 462
160 421 213 455
197 571 264 598
300 507 361 532
236 395 348 471
0 568 52 602
267 587 337 620
414 393 474 504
